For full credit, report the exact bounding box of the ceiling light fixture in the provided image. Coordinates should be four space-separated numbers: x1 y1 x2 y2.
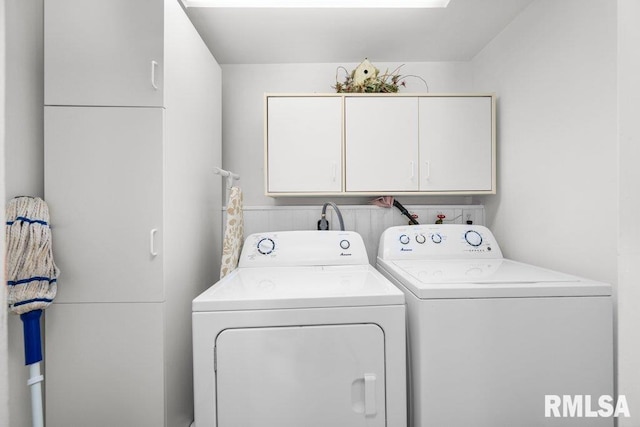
182 0 450 8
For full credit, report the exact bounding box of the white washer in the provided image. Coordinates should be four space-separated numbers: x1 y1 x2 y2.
193 230 407 427
377 224 614 427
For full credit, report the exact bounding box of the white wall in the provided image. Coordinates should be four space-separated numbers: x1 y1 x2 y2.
4 0 44 425
221 61 475 207
1 0 9 423
5 0 43 199
472 0 618 285
617 0 640 423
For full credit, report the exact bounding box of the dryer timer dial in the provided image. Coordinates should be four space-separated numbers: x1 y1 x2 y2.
257 238 275 255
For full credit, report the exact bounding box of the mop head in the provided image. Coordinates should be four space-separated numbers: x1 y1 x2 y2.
6 197 59 315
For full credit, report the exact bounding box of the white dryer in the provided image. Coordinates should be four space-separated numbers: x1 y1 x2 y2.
193 230 407 427
377 224 614 427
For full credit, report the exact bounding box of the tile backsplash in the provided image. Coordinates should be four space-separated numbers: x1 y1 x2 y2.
225 204 485 264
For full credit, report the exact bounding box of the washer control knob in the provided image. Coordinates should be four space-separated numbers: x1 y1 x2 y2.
431 233 443 244
399 234 410 245
464 230 483 247
416 234 426 244
257 238 275 255
340 239 350 250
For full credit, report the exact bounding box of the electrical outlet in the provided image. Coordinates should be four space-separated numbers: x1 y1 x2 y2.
462 208 484 226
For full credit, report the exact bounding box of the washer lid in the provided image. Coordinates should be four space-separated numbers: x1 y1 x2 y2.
378 258 612 299
193 265 404 312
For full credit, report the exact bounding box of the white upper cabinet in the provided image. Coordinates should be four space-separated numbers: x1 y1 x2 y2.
266 96 342 193
345 97 419 192
45 0 164 107
265 94 495 196
419 96 494 192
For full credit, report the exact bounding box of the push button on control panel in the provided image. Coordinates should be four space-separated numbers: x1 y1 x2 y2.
340 239 350 250
399 234 410 245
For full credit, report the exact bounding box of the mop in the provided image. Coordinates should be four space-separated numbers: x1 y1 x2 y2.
6 196 60 427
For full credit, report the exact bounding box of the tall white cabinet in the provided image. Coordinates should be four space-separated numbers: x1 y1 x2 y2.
43 1 222 426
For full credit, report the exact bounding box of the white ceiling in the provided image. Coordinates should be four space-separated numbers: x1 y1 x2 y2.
183 0 535 65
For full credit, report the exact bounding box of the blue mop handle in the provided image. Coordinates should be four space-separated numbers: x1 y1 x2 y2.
20 310 43 365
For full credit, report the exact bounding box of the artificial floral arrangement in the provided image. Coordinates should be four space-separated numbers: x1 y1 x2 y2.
333 58 428 93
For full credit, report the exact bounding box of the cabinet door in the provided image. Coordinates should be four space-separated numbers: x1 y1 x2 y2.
419 97 493 192
45 302 165 427
44 0 164 107
346 97 419 192
44 106 164 303
267 97 342 193
216 324 386 427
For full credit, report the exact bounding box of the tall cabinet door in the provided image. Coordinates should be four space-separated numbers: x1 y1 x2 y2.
267 97 342 193
44 106 164 303
346 97 419 192
44 0 164 107
45 302 165 427
419 97 493 192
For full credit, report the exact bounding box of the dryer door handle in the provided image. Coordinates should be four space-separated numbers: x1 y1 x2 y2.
364 373 377 416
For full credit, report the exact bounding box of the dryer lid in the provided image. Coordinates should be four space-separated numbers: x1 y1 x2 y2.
378 258 612 299
193 265 404 312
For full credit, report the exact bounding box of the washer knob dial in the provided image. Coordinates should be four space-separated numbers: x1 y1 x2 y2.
340 239 350 250
399 234 410 245
257 238 275 255
464 230 483 247
431 233 443 244
416 234 426 244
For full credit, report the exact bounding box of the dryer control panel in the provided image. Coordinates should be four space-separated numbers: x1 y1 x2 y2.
377 224 503 261
239 230 369 267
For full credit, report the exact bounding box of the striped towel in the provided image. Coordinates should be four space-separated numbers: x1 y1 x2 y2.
220 187 244 279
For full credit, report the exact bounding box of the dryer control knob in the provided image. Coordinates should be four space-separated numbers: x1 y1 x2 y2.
464 230 483 247
399 234 410 245
340 239 350 250
416 234 426 244
431 233 443 244
257 238 275 255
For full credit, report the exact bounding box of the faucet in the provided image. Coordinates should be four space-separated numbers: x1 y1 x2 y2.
317 202 345 231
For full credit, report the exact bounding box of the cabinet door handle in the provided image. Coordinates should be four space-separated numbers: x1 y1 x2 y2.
425 161 431 180
150 228 158 257
151 60 159 90
364 374 377 416
331 162 337 182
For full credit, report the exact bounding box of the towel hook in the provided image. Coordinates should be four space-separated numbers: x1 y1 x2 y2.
214 167 241 204
214 167 240 189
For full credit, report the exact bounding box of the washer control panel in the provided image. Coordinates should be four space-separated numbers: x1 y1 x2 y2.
378 224 503 260
240 230 369 267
